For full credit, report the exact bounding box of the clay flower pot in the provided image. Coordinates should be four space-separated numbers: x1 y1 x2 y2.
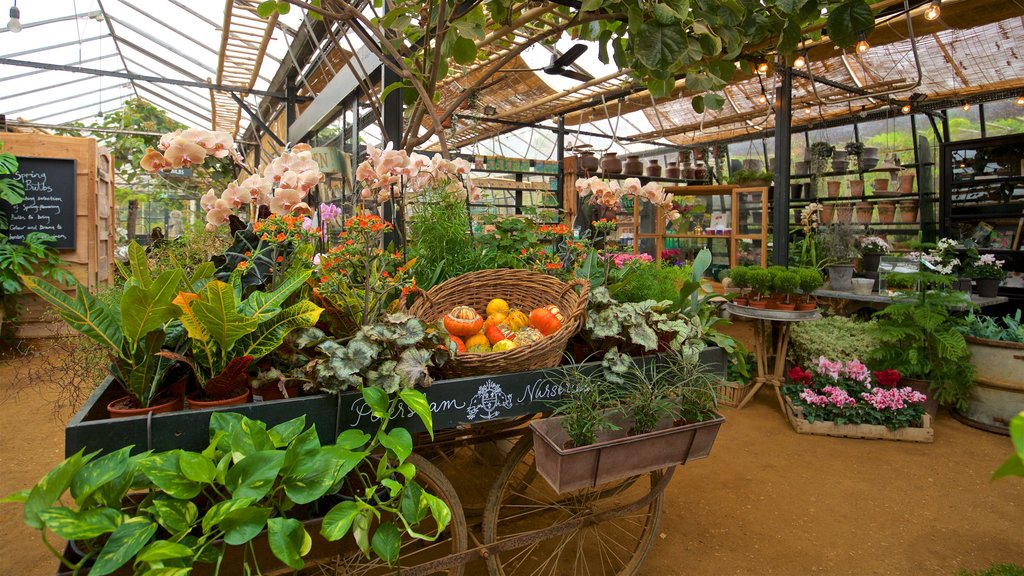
623 155 643 175
107 393 183 419
826 180 841 198
187 388 251 410
665 161 681 179
872 178 891 195
850 179 865 197
578 151 599 172
835 203 853 224
899 172 916 194
645 159 662 178
820 204 834 225
876 201 897 224
748 300 769 309
601 152 622 174
898 199 919 223
855 201 874 224
795 301 817 311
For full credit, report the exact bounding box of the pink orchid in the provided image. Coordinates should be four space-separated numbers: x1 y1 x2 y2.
205 199 232 231
269 188 303 215
220 182 247 209
200 189 219 211
237 174 272 205
163 137 206 168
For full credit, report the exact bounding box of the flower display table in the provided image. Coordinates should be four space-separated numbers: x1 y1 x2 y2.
724 304 821 411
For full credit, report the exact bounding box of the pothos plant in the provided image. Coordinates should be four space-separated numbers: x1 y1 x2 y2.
2 405 450 574
255 1 876 152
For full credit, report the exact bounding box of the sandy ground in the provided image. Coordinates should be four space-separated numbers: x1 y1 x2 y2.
1 328 1021 575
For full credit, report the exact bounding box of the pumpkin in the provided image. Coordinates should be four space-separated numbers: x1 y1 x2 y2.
465 332 490 350
505 309 529 331
529 306 563 336
483 312 507 328
492 339 517 352
448 335 467 354
485 323 515 346
444 306 483 337
486 298 510 317
514 327 544 346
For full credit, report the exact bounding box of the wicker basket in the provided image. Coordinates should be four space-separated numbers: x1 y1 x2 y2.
407 269 589 378
715 380 754 408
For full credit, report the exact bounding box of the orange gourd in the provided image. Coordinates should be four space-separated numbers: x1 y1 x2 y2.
483 312 507 328
465 332 490 350
444 306 483 337
485 323 515 346
529 306 563 335
448 335 467 354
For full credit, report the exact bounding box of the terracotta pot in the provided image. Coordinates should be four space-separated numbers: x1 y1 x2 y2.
876 201 897 224
820 204 834 224
903 377 939 419
733 297 749 306
665 161 681 179
850 180 865 197
827 180 841 198
253 382 303 402
645 159 662 178
898 199 919 223
872 178 891 194
795 302 817 311
748 300 768 309
694 165 707 180
107 393 183 419
975 277 1001 298
855 201 874 224
835 203 853 224
187 388 251 410
775 302 797 311
862 252 882 272
600 152 622 174
623 155 643 175
899 172 916 194
578 151 599 172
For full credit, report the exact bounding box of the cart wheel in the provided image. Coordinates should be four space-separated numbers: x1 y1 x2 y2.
481 435 664 576
308 453 468 576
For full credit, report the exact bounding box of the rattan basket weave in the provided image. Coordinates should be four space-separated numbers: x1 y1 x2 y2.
407 269 589 378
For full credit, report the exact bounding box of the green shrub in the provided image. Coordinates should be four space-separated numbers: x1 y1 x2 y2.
609 262 691 308
789 316 876 366
729 266 751 291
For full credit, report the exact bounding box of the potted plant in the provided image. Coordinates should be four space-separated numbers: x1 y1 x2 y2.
858 236 891 272
817 225 860 291
730 169 773 187
795 267 823 310
0 231 75 335
748 268 773 308
966 253 1006 298
164 267 323 408
955 310 1024 434
728 266 751 306
869 271 974 415
845 141 865 172
23 242 190 417
529 348 724 493
583 287 704 356
773 270 801 310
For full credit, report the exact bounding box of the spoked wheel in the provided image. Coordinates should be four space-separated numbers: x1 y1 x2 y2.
481 436 665 576
306 453 468 576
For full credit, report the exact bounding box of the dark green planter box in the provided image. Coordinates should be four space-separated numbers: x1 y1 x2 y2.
65 348 727 457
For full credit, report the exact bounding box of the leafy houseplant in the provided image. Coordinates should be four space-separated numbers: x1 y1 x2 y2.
583 287 705 356
966 253 1007 297
1 232 74 329
868 271 974 410
817 225 860 291
23 243 190 411
167 269 323 401
3 404 451 574
959 309 1024 343
845 141 865 172
810 142 834 178
956 310 1023 434
729 169 773 186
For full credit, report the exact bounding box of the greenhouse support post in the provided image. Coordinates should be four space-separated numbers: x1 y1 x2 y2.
772 65 793 266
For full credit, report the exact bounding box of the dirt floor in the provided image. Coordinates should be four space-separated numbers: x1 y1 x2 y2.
1 330 1021 576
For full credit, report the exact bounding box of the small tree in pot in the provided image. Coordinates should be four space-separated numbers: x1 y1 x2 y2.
774 270 801 310
817 225 860 291
796 267 824 310
728 266 751 305
748 268 773 307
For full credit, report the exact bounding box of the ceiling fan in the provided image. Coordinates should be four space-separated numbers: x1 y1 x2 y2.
504 43 595 82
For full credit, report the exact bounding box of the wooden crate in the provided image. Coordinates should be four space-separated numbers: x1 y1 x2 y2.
715 380 754 407
782 395 934 443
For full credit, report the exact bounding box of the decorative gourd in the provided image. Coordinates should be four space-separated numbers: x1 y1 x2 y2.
448 335 467 354
492 339 517 352
483 312 507 328
485 323 515 346
486 298 510 317
444 306 483 337
529 305 563 336
465 332 490 350
514 327 544 346
505 309 529 331
467 344 492 354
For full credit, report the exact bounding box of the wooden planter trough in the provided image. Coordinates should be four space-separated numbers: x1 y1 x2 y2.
715 380 755 407
529 412 725 493
782 396 933 443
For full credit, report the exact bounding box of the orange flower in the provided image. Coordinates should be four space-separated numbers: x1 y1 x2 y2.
244 251 251 257
237 261 249 270
276 233 287 242
276 255 284 262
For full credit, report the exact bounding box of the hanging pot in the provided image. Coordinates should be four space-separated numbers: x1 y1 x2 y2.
578 151 600 172
601 152 622 174
646 159 663 178
623 155 644 175
795 161 809 175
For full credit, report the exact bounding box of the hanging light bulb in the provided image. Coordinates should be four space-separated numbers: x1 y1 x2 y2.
855 34 870 54
924 0 941 21
757 91 768 105
6 1 21 33
793 51 807 69
961 100 971 112
1015 94 1024 106
901 103 912 114
757 61 770 74
804 105 814 116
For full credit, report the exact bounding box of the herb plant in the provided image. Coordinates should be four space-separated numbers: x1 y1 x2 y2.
408 187 476 289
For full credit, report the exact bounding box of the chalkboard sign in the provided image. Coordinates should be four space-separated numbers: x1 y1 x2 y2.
6 157 77 249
